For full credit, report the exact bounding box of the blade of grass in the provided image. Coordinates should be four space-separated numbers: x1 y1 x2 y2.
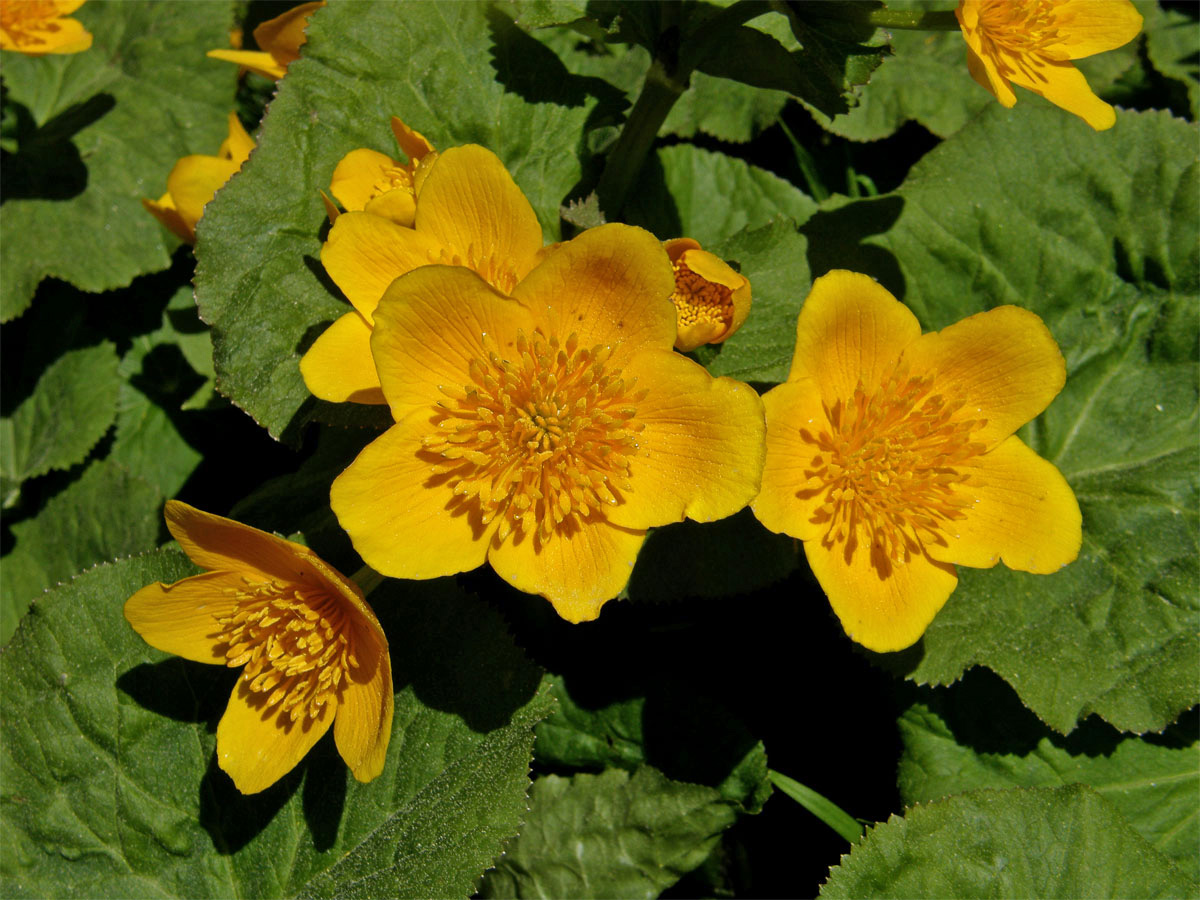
768 769 864 844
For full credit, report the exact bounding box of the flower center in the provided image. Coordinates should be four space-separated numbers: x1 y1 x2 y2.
799 368 987 572
1 1 65 44
976 0 1065 59
671 259 734 330
371 164 414 201
216 581 358 722
423 330 646 545
425 244 520 294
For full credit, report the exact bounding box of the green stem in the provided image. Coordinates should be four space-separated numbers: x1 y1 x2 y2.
769 769 864 844
352 565 385 596
865 8 959 31
779 118 828 203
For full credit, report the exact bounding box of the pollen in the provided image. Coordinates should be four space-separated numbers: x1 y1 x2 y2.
423 330 647 545
216 581 359 723
800 366 987 572
671 259 734 331
976 0 1065 59
425 243 520 294
370 164 414 202
1 1 68 45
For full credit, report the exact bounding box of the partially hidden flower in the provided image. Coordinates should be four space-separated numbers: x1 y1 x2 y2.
664 238 751 352
300 144 545 406
207 1 324 80
0 0 91 55
752 271 1081 652
330 224 766 623
124 501 392 794
956 0 1143 130
142 112 255 245
325 116 438 227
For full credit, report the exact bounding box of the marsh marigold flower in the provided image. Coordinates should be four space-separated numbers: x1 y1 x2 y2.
0 0 91 55
143 112 255 245
301 144 545 405
664 238 751 352
325 116 438 227
207 1 323 81
330 224 766 623
956 0 1142 130
753 271 1081 652
124 501 393 794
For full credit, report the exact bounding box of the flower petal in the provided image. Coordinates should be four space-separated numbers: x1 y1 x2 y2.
123 572 240 664
752 379 828 543
390 116 435 164
931 434 1081 574
320 211 445 322
299 311 386 405
330 417 497 580
334 624 393 783
805 538 959 653
789 271 922 405
329 148 398 213
165 155 241 231
363 189 417 227
217 678 334 794
514 224 677 363
605 349 765 530
965 44 1018 107
251 0 323 66
488 520 646 623
142 195 194 244
218 112 255 166
205 49 286 80
901 305 1066 449
1050 0 1143 59
370 264 531 421
1005 54 1117 130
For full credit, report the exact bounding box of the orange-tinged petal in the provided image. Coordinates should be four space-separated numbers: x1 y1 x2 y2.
789 271 921 404
320 211 445 322
252 0 323 67
390 115 435 164
123 572 241 664
363 189 417 227
329 148 399 213
805 538 959 653
931 434 1081 574
1006 54 1116 130
142 195 194 244
414 145 543 290
165 155 241 232
684 249 751 339
1049 0 1143 59
218 112 255 166
333 629 393 783
752 379 828 543
217 678 334 794
606 349 765 530
901 305 1066 450
299 311 386 404
514 224 677 364
206 48 286 80
675 319 725 352
370 265 531 422
487 519 646 623
331 417 497 580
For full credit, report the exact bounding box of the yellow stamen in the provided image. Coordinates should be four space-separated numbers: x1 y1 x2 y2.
671 259 734 332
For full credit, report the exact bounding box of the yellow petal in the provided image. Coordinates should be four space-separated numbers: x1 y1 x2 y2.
752 379 828 543
674 320 726 352
789 271 921 405
930 434 1081 574
670 247 751 350
123 572 241 664
8 15 91 54
1049 0 1143 59
390 115 435 164
370 265 530 422
333 626 393 783
329 148 399 213
487 519 646 623
142 195 195 244
514 224 678 364
251 0 323 66
964 43 1018 107
330 418 497 580
320 211 444 322
605 349 765 530
363 189 417 227
165 155 241 232
218 112 255 166
805 537 959 653
299 311 386 405
900 305 1066 450
1006 54 1117 130
206 49 286 80
217 678 334 794
663 237 702 262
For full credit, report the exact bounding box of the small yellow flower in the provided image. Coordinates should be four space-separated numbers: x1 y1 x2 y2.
124 501 393 795
664 238 751 352
300 144 545 406
142 112 255 245
329 224 766 623
956 0 1143 130
326 116 438 227
206 1 324 81
753 271 1081 652
0 0 91 55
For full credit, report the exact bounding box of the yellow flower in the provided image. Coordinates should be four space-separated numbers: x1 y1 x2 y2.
956 0 1143 130
664 238 752 352
0 0 91 55
300 144 545 406
206 1 324 81
124 501 392 794
752 271 1081 652
326 116 438 227
329 224 766 623
142 112 255 245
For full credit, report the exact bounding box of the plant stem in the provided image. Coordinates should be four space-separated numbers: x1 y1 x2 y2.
866 8 959 31
768 769 865 844
352 564 385 596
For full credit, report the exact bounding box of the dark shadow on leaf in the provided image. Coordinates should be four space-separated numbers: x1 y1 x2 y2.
622 152 682 240
296 318 335 357
302 254 343 303
0 93 114 203
800 195 905 298
117 657 234 726
199 752 302 854
301 742 348 853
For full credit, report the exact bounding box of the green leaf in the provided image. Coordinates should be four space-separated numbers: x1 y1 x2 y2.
801 105 1199 734
0 1 234 321
1142 1 1200 120
626 143 817 245
897 673 1200 881
1 554 552 898
194 0 607 441
0 341 121 488
819 785 1195 899
478 767 741 900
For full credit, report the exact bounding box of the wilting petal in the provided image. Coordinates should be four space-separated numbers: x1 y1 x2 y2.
299 311 386 405
123 572 241 664
752 379 828 543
